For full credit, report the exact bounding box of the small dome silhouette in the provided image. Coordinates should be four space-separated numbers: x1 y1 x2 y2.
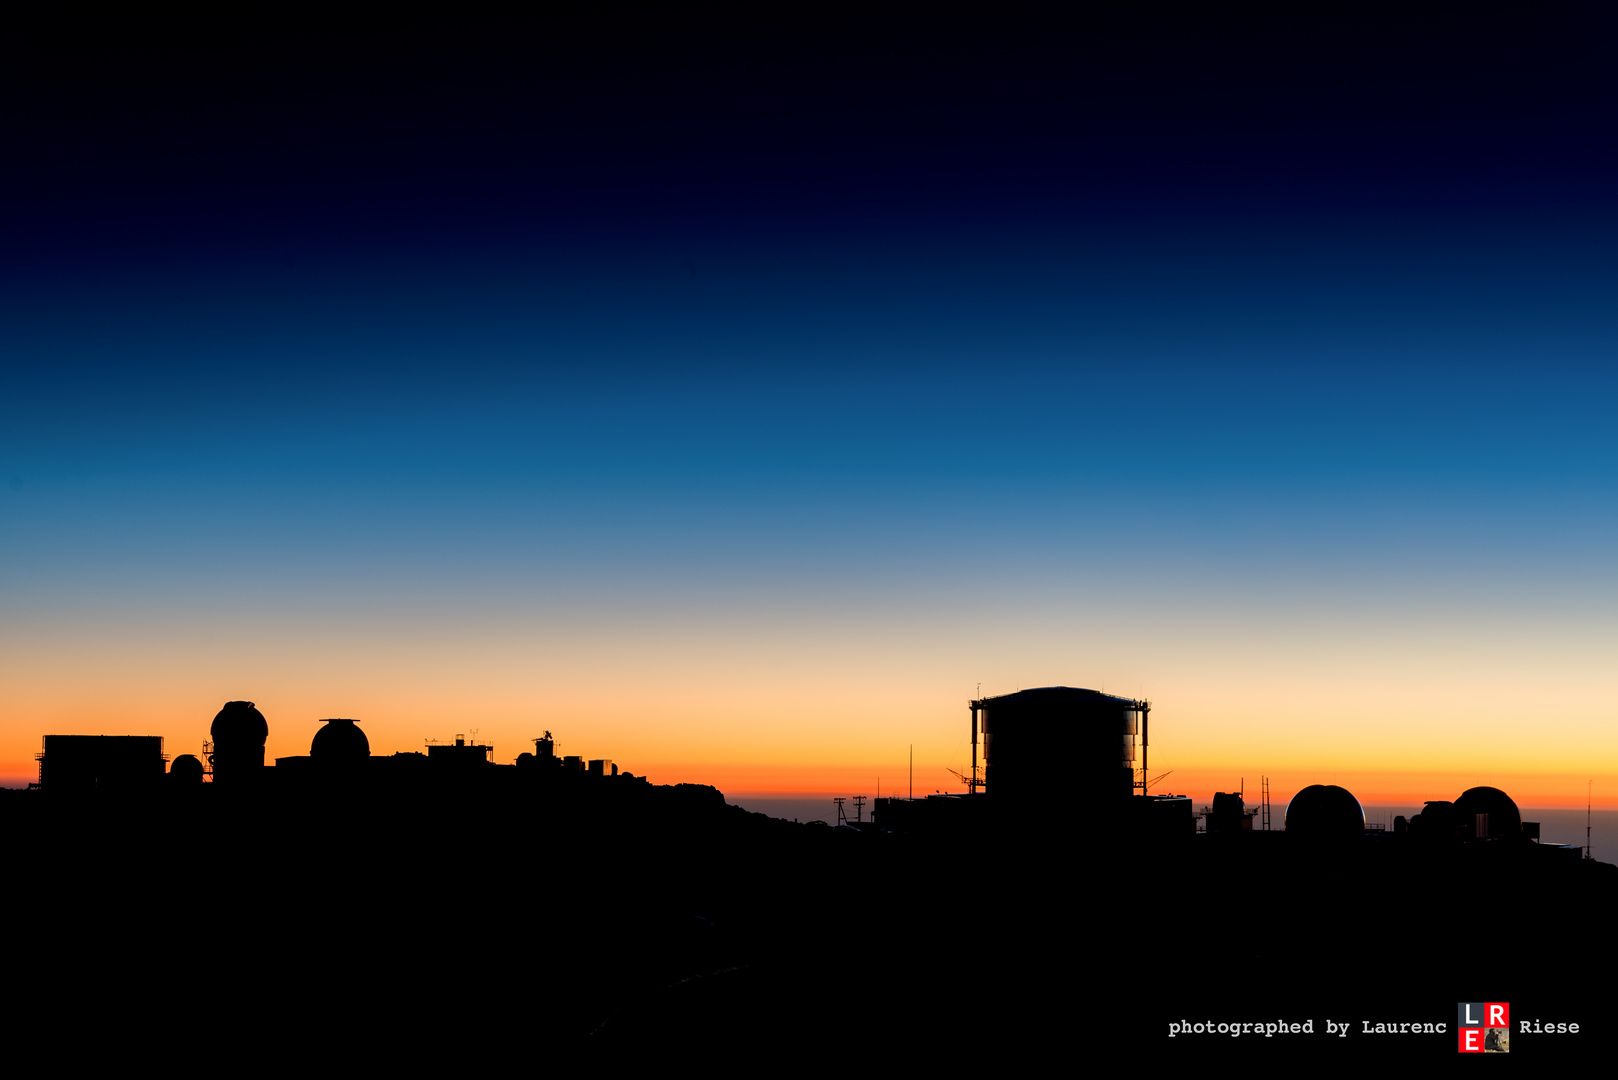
1284 784 1365 840
169 754 204 784
1411 799 1459 841
212 701 268 747
1454 786 1520 838
311 717 370 760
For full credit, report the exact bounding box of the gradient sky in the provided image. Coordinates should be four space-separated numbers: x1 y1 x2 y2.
3 9 1615 808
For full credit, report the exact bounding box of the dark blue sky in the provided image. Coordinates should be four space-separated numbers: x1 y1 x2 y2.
3 7 1616 787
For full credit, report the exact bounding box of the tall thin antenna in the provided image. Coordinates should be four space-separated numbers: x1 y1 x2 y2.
909 744 913 801
1588 780 1594 860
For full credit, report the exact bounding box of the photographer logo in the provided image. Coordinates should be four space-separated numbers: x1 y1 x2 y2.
1457 1002 1508 1053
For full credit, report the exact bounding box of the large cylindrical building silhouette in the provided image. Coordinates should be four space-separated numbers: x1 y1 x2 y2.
969 687 1148 813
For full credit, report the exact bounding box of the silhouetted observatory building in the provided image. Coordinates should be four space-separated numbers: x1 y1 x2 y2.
35 735 167 793
1283 783 1365 841
24 701 690 815
877 685 1190 835
209 701 268 785
973 687 1148 809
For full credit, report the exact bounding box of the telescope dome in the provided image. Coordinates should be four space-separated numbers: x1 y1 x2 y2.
211 701 268 747
1284 784 1365 841
169 754 204 784
1454 786 1520 838
311 718 370 760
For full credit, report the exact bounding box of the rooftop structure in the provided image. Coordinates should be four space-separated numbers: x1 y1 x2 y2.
36 735 167 793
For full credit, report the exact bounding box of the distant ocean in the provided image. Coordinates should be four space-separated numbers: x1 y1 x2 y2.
730 796 852 826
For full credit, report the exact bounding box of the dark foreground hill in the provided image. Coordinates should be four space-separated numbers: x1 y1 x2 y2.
5 784 1613 1065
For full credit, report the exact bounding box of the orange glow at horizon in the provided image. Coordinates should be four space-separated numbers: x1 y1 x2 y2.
4 606 1616 807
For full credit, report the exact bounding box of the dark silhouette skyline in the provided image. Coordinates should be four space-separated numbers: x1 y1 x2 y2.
12 686 1616 1061
6 7 1617 1064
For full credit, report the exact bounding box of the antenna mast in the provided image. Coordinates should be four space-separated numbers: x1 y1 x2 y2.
1588 780 1594 861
